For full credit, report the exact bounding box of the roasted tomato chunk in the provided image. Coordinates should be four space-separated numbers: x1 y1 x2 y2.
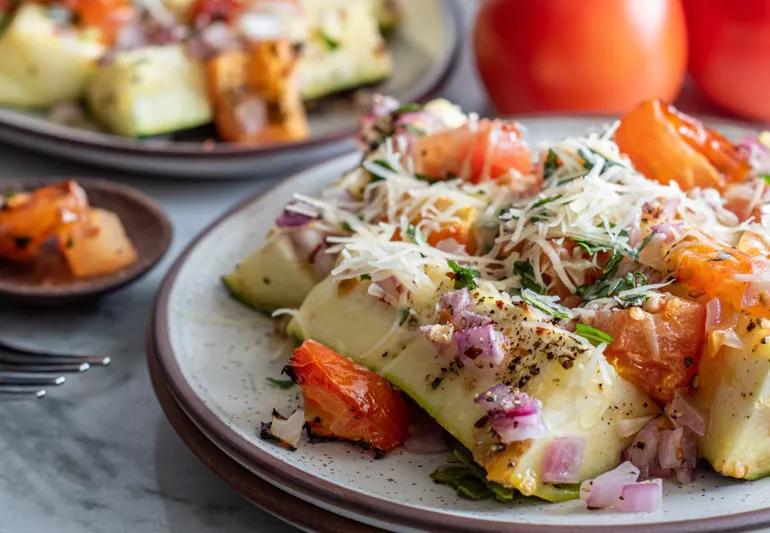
0 180 88 262
288 339 409 454
616 99 750 190
414 119 534 184
587 295 706 404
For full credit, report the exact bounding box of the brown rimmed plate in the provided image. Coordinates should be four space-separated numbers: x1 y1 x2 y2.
0 0 462 179
149 117 770 531
0 177 172 305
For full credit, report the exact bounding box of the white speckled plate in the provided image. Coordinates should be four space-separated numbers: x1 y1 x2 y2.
0 0 460 179
151 116 770 531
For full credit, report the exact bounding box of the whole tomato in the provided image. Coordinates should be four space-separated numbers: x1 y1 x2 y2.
684 0 770 122
474 0 688 114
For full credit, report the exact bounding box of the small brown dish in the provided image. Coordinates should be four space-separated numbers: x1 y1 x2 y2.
0 177 172 305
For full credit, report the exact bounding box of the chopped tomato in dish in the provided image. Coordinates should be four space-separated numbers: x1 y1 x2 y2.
0 180 88 262
288 339 409 455
616 100 750 191
666 240 770 319
587 295 706 404
413 119 534 184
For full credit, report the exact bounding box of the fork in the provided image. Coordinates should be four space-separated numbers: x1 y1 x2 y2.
0 338 111 399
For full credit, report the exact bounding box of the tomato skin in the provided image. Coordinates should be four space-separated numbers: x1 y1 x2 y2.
62 0 134 44
587 296 706 404
413 119 533 183
616 100 750 191
684 0 770 122
288 340 409 454
474 0 687 113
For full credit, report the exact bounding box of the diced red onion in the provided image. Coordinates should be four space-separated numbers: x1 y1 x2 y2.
492 412 548 443
455 325 506 366
439 289 492 330
625 420 660 478
475 384 540 417
665 393 707 436
705 298 721 332
276 210 315 228
311 248 336 279
475 385 547 442
288 228 325 261
660 197 681 219
542 437 586 483
617 479 662 512
581 461 640 509
658 427 685 470
371 276 404 307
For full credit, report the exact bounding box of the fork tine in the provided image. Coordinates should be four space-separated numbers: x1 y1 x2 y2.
0 339 111 366
0 373 65 386
0 362 90 373
0 352 110 366
0 386 46 399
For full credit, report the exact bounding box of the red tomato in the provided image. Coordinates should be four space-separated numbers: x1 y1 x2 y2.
684 0 770 122
413 119 533 183
62 0 134 44
190 0 244 25
474 0 688 113
587 295 706 404
615 100 750 191
288 340 409 455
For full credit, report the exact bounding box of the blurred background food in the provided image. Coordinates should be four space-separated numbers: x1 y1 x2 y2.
0 0 404 144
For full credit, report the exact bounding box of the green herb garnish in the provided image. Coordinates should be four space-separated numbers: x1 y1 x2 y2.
543 149 560 178
395 102 423 114
266 377 295 389
575 323 613 346
406 224 427 246
762 174 770 185
431 444 515 502
398 307 412 326
520 288 571 320
360 273 372 281
369 159 396 181
320 32 340 50
513 261 546 294
447 260 480 290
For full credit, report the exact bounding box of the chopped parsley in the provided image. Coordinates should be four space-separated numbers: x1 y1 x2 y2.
266 377 295 389
395 102 423 114
406 224 427 246
447 260 480 290
431 444 514 502
513 261 545 294
398 307 412 326
520 288 571 320
369 159 396 181
359 273 372 281
531 194 562 209
543 149 560 178
762 174 770 185
320 32 340 51
575 323 613 346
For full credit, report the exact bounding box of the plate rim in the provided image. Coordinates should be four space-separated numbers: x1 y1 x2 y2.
0 0 463 161
151 118 770 532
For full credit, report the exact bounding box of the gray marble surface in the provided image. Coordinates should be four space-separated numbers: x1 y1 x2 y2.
0 4 484 533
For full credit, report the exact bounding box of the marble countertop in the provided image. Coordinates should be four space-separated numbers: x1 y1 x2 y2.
0 5 484 532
